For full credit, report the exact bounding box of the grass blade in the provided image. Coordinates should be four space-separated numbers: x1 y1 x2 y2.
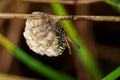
102 67 120 80
50 3 103 80
0 34 74 80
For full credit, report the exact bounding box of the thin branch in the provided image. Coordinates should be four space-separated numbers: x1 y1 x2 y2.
21 0 102 4
0 12 120 22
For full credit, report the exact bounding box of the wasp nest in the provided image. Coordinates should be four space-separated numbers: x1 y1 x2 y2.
23 12 66 57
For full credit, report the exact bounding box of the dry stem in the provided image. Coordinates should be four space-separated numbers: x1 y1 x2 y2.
0 12 120 22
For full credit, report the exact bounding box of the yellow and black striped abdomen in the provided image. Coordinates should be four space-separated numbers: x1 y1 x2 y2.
57 28 66 55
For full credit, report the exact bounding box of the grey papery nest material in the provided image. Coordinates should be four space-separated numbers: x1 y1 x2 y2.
23 12 66 57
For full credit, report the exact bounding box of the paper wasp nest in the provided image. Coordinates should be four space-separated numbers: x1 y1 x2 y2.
23 12 66 57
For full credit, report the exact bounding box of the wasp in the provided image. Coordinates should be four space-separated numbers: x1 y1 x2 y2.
23 12 72 57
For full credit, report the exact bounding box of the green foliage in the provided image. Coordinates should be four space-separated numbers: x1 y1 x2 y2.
0 34 74 80
103 67 120 80
104 0 120 13
50 3 103 80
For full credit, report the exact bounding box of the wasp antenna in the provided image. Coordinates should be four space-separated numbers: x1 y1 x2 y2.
66 36 80 48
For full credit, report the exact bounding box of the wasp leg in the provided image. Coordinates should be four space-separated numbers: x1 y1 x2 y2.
64 36 72 55
66 36 80 48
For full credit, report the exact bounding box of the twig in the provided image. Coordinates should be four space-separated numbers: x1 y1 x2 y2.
0 12 120 22
21 0 102 4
